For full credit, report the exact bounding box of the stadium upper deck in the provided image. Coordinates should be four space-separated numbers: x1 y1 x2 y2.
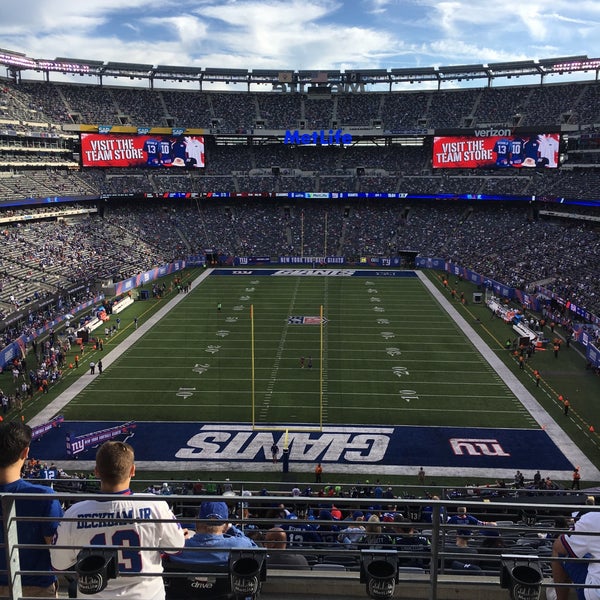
1 52 600 332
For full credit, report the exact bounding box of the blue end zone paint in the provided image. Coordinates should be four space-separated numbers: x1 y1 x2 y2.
211 269 418 278
32 422 573 471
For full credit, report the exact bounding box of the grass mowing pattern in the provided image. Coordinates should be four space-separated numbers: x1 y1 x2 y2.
60 272 535 430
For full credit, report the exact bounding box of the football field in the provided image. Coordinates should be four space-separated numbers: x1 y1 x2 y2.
54 270 532 427
29 268 598 480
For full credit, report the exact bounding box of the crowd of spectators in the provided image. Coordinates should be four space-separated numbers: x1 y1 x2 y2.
4 76 600 132
1 76 600 346
15 461 590 581
6 140 600 203
0 199 597 333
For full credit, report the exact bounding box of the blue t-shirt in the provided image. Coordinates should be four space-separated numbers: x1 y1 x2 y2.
0 479 63 587
447 513 482 537
168 529 256 565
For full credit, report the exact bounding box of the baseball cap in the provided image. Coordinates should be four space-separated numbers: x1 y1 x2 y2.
198 501 229 522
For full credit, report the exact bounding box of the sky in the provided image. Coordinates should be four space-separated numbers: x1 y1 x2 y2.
0 1 599 82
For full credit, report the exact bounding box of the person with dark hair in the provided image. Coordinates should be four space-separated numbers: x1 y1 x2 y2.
0 422 63 598
391 515 430 568
51 441 185 600
263 527 310 569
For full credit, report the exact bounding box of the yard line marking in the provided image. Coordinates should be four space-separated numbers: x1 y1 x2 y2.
259 277 301 421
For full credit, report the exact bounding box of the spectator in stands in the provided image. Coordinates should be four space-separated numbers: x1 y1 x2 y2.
167 501 256 566
0 422 63 598
447 506 496 538
444 532 481 572
337 511 366 547
391 515 430 569
262 527 310 569
356 514 394 549
551 509 600 600
51 441 185 600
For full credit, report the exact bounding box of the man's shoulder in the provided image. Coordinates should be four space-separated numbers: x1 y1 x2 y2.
62 498 99 515
3 479 57 495
575 511 600 529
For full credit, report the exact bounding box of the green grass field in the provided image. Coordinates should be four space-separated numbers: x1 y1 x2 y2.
13 267 600 484
56 271 539 430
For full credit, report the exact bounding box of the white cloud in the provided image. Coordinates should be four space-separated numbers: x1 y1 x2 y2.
193 0 401 69
0 0 152 36
142 15 210 51
364 0 393 14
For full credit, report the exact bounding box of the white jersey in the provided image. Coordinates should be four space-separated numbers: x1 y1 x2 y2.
51 494 185 600
184 137 205 167
537 134 559 167
561 511 600 600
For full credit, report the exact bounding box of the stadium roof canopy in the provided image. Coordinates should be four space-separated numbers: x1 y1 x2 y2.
0 48 599 89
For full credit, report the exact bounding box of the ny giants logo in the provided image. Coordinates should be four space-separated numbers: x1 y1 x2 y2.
450 438 510 457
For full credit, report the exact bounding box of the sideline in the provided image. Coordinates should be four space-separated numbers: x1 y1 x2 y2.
28 268 214 427
416 271 600 481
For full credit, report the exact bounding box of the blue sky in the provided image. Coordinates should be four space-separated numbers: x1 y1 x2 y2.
0 0 599 74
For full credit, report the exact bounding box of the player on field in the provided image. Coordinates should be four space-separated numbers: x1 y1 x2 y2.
51 441 185 600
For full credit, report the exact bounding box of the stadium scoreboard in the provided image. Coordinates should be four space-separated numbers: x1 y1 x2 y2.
80 133 205 169
432 131 561 169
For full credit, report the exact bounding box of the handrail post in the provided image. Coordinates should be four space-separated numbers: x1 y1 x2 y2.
2 495 22 600
428 504 441 600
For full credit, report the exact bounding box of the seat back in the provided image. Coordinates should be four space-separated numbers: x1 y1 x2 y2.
163 560 233 600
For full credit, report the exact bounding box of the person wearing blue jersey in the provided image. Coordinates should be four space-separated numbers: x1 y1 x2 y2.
315 509 341 548
280 511 321 548
143 138 161 166
0 422 63 598
509 137 525 166
158 138 173 166
493 138 511 166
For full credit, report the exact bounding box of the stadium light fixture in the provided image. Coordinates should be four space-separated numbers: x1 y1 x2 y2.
360 550 399 599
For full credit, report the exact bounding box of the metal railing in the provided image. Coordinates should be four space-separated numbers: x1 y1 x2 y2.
2 485 600 599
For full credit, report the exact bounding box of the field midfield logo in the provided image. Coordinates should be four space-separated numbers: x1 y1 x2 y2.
287 316 327 325
450 438 510 457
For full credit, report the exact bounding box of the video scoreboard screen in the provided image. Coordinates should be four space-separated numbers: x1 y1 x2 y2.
433 132 560 169
80 133 205 168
